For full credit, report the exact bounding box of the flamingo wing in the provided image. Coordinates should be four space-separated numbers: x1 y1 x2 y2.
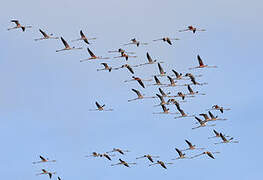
132 89 142 97
39 29 48 37
197 55 204 66
61 37 70 48
87 48 96 57
146 52 153 63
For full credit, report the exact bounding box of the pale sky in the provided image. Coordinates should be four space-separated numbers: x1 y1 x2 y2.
1 0 262 179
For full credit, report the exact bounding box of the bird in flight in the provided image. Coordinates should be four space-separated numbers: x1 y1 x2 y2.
171 148 191 160
7 20 32 32
149 160 173 169
56 37 82 52
124 76 149 88
80 48 110 62
192 116 216 129
89 101 113 111
154 93 168 107
36 169 56 179
181 140 205 151
136 52 164 67
136 154 160 163
174 103 195 119
97 63 112 72
164 76 188 87
185 73 208 86
106 148 130 155
191 151 220 159
34 29 59 41
158 88 178 98
179 25 206 34
71 30 96 44
171 69 184 80
214 133 239 145
114 52 137 61
108 48 135 54
208 129 230 139
32 155 56 164
189 55 217 70
153 37 180 45
207 111 227 122
186 85 206 96
148 76 163 86
113 64 136 74
128 89 156 102
151 63 166 77
123 38 148 47
206 105 231 113
85 152 114 160
111 159 136 167
153 104 179 115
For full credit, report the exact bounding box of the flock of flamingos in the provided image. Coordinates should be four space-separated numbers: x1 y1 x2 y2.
8 20 239 179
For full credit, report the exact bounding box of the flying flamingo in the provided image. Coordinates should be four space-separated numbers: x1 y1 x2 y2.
174 108 195 119
148 76 163 86
177 92 192 100
137 52 164 67
191 151 220 159
189 55 217 70
114 52 137 61
123 38 148 47
153 104 179 115
199 113 211 122
85 152 101 157
97 63 112 72
80 48 110 62
181 140 205 151
186 85 206 96
136 154 160 163
178 26 206 34
154 93 167 106
36 169 56 179
111 159 136 168
164 76 188 87
128 89 156 102
149 160 173 169
208 111 227 122
174 103 194 119
171 148 191 160
99 153 114 161
108 48 135 54
152 63 166 77
206 105 231 113
7 20 32 32
185 73 208 86
34 29 59 41
85 152 115 160
106 148 130 155
214 133 239 145
113 64 136 74
167 98 186 105
208 129 230 139
153 37 180 45
124 76 149 88
56 37 82 52
89 101 113 111
32 155 56 164
192 116 215 129
158 88 178 98
71 30 96 44
171 69 184 80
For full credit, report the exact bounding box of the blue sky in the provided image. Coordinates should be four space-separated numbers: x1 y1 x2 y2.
1 0 262 179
